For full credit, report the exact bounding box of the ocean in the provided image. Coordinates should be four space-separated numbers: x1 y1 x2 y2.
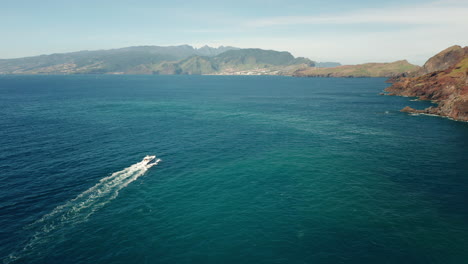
1 75 468 264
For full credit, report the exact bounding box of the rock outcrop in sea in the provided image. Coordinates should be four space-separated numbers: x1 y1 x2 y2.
385 45 468 121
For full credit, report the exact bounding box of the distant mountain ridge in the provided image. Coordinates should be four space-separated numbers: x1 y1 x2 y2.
0 45 314 75
195 45 239 57
293 60 420 78
152 49 315 75
315 62 341 68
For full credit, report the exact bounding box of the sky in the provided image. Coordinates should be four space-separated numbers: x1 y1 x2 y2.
1 0 467 65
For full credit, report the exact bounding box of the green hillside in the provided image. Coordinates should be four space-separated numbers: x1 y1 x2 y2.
152 49 315 75
293 60 420 77
0 45 238 74
0 46 314 75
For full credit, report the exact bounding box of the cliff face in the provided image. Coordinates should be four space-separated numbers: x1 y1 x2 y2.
418 45 467 75
385 45 468 121
293 60 420 78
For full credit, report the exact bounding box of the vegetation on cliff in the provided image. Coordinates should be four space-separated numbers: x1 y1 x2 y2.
385 45 468 121
293 60 419 78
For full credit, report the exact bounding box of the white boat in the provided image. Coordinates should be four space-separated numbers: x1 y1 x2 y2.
142 155 161 168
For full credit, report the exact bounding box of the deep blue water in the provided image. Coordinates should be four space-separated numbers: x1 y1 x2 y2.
1 75 468 264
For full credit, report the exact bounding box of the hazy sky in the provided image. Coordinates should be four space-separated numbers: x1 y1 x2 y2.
1 0 467 65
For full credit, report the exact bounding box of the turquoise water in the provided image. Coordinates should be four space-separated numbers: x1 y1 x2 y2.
1 75 468 264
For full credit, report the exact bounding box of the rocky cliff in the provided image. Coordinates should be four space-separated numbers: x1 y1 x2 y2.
385 45 468 121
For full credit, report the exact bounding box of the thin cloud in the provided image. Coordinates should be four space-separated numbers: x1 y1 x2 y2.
210 24 467 65
245 1 468 27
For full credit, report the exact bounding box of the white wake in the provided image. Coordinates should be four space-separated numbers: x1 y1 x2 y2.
5 156 160 264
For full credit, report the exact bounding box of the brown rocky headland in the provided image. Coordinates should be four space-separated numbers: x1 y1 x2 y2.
385 45 468 122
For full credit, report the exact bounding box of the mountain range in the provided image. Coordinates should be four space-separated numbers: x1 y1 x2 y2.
0 45 316 75
0 44 430 78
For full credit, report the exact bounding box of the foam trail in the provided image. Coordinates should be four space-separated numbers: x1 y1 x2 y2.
5 157 159 264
